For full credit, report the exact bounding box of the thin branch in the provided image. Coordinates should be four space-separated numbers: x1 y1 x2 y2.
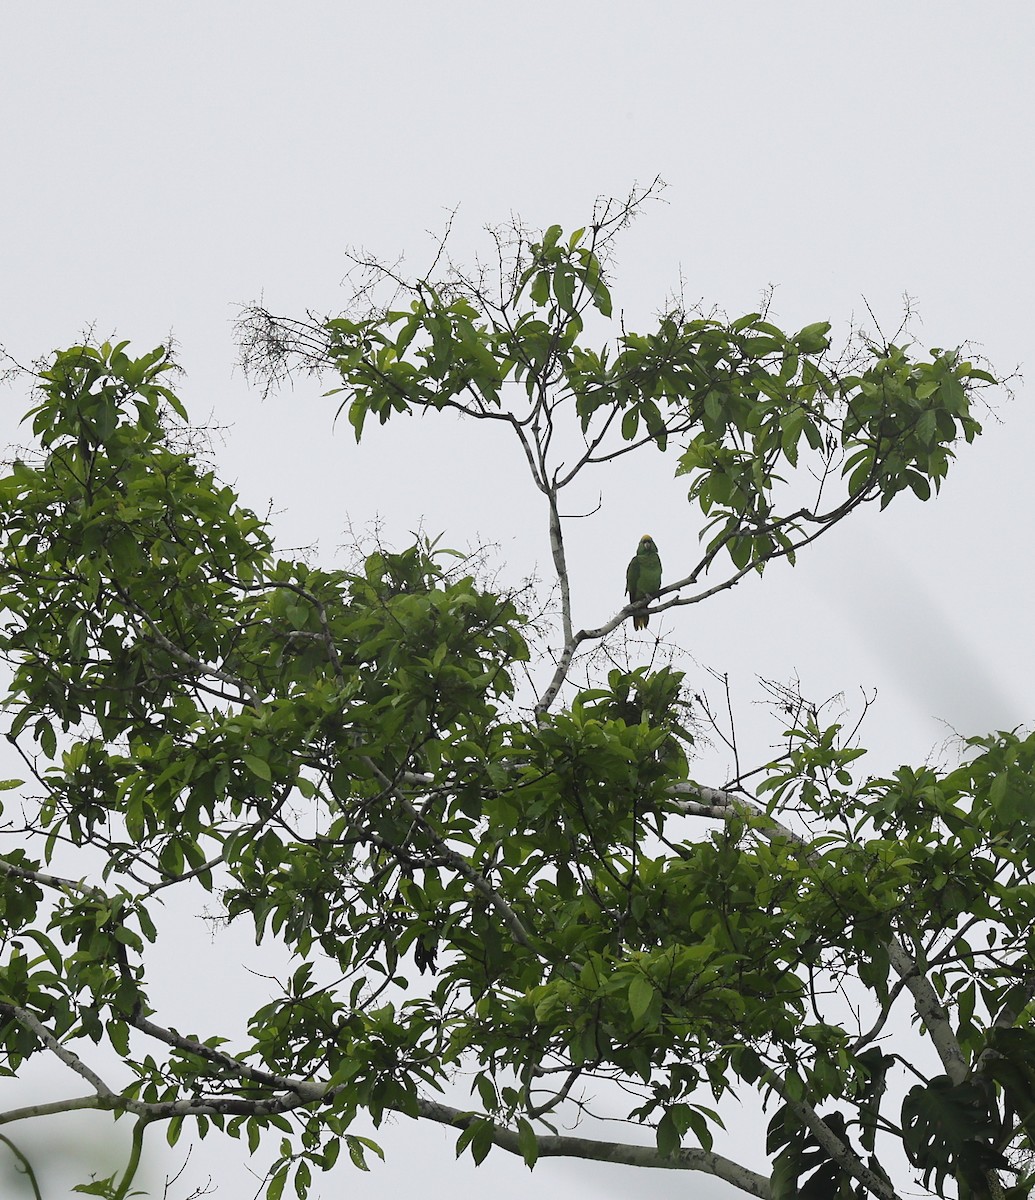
0 1133 43 1200
535 497 866 714
849 977 910 1054
130 1013 321 1098
0 857 107 901
546 490 573 650
111 582 262 712
525 1067 581 1119
362 757 538 951
136 620 261 712
1 1004 115 1097
0 1094 110 1127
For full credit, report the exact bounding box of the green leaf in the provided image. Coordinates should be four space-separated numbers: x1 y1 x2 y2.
243 754 272 781
73 1176 120 1195
517 1118 539 1168
470 1120 494 1165
38 721 57 761
656 1111 680 1157
781 406 806 466
592 282 612 318
530 271 550 307
795 321 831 354
347 398 368 442
628 973 655 1023
915 409 937 445
266 1167 288 1200
901 1076 1004 1194
554 267 576 313
475 1073 497 1110
906 472 931 501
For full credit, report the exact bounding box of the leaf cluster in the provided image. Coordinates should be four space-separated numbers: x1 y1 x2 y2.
0 209 1017 1200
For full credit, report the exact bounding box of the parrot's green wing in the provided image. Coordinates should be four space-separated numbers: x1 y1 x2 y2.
626 554 642 603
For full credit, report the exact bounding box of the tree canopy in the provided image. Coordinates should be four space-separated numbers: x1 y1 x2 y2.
2 193 1029 1200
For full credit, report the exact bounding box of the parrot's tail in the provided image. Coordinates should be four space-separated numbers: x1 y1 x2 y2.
633 614 649 631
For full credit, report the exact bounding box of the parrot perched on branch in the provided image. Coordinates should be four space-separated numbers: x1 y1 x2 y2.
626 535 662 630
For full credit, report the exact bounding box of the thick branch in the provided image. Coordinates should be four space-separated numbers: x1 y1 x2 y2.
415 1099 772 1198
0 1010 773 1197
668 782 809 849
0 1083 769 1199
885 939 967 1084
547 489 573 648
765 1077 901 1200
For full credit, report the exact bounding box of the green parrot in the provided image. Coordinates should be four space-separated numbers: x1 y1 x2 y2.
626 534 662 629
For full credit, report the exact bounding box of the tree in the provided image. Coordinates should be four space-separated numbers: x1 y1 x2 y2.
0 188 1024 1200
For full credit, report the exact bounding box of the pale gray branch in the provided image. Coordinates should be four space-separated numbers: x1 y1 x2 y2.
767 1079 901 1200
5 1005 115 1097
547 490 573 649
885 939 967 1084
0 1094 109 1127
0 858 107 900
415 1098 772 1198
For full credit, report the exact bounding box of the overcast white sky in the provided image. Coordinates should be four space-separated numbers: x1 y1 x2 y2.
2 4 1033 1198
